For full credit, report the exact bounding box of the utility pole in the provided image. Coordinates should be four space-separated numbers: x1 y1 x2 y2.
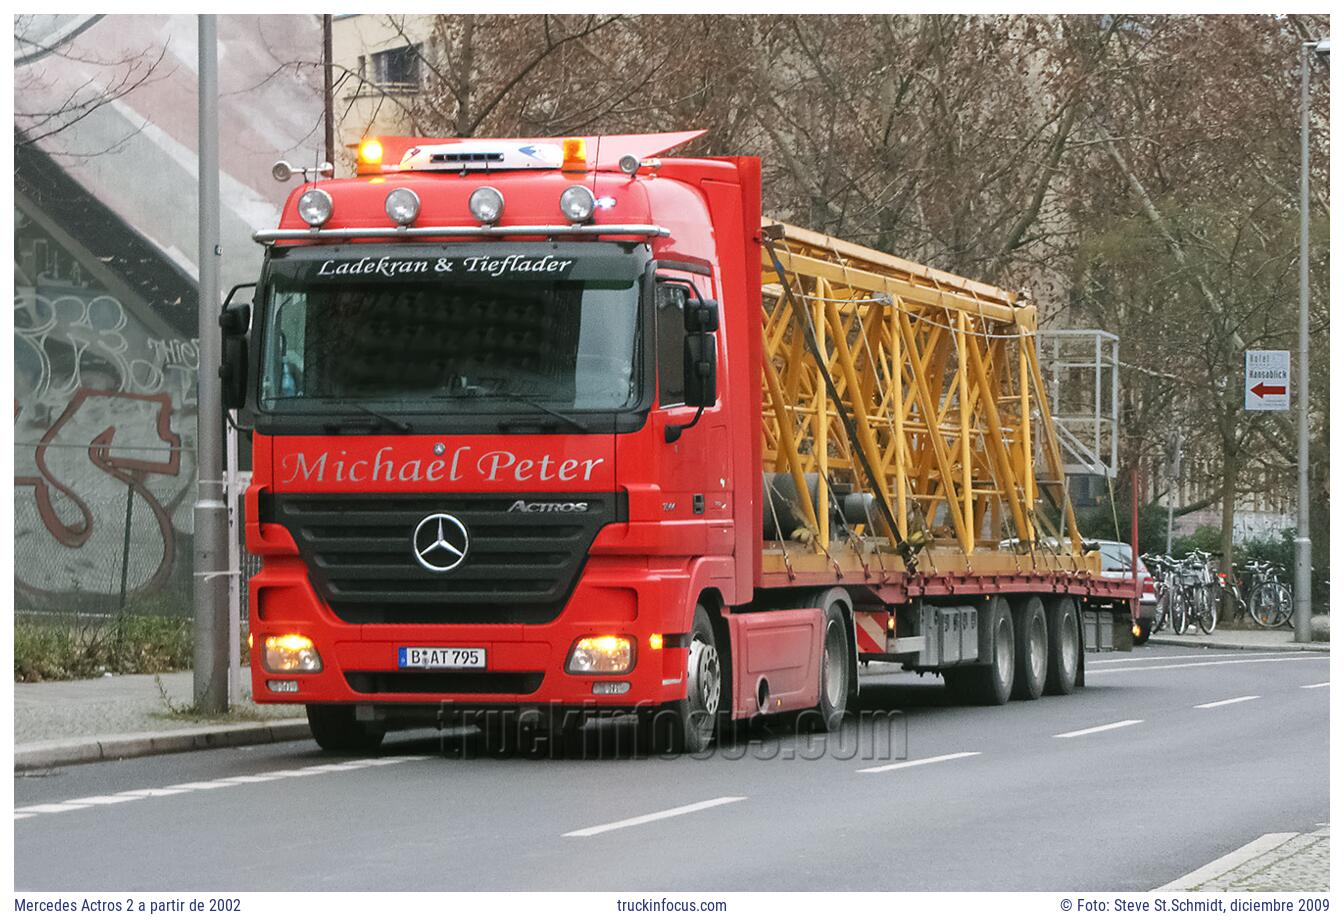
193 14 229 713
1294 38 1328 644
322 14 335 167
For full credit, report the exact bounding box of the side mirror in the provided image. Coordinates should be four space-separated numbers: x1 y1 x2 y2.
684 297 719 333
220 303 250 336
219 283 255 411
683 332 717 408
221 337 248 410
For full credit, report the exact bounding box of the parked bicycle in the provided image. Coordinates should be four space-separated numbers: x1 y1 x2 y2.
1175 550 1217 635
1142 553 1185 635
1240 561 1293 628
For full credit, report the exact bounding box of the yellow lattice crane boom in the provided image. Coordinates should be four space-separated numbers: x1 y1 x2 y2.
759 221 1088 581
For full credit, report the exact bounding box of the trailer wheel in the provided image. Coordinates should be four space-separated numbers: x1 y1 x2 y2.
306 704 385 753
800 595 851 732
1010 595 1048 701
962 597 1015 705
1044 597 1080 696
641 604 722 754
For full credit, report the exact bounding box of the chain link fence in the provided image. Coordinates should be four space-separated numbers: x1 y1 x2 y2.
14 487 195 622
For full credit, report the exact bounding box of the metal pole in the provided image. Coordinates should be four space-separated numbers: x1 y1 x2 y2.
1131 468 1140 624
226 422 242 706
118 479 134 611
322 14 335 167
193 14 230 712
1293 42 1314 643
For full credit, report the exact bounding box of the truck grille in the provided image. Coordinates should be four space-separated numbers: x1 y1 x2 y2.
259 491 624 624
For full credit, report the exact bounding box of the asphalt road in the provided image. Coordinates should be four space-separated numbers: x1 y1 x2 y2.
14 645 1329 891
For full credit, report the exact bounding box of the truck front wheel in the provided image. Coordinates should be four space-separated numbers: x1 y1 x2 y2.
306 704 386 753
641 604 722 754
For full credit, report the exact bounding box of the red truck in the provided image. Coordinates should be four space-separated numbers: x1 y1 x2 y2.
225 131 1136 754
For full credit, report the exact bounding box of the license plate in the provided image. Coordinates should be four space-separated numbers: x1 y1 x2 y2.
398 647 486 670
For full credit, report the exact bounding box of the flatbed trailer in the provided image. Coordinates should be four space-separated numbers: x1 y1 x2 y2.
231 131 1137 754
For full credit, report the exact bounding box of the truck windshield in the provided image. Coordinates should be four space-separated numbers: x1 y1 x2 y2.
259 276 640 412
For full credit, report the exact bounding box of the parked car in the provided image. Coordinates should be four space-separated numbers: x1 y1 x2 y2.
1093 541 1157 644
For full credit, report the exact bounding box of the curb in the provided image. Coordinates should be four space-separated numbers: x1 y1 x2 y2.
1147 635 1329 653
14 719 312 771
1155 833 1298 891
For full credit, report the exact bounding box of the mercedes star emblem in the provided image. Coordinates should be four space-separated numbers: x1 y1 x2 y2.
412 513 469 573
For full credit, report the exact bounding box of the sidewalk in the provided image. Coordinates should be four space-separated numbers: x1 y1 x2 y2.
1148 624 1329 654
14 670 307 771
1148 615 1328 653
1159 826 1330 892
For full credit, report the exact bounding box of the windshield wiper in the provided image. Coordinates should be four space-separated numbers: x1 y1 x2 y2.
322 403 413 434
486 394 591 433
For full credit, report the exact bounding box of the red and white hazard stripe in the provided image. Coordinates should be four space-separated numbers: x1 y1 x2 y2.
854 611 887 654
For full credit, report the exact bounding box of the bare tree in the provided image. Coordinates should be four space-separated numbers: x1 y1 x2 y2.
14 14 169 152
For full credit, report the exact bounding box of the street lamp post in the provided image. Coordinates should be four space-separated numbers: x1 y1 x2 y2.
193 14 229 711
1294 38 1328 644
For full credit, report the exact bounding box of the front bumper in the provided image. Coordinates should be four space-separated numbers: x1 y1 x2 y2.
249 554 690 710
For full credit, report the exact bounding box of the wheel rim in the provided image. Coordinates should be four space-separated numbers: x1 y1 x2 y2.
994 620 1013 687
1060 609 1078 678
822 617 847 708
1029 615 1047 678
687 636 721 728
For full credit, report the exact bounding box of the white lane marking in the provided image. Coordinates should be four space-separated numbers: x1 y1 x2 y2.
857 751 982 774
563 796 746 838
1054 719 1143 738
1194 695 1260 709
1302 682 1329 689
19 803 92 814
15 755 430 821
1090 656 1327 674
1099 651 1311 664
1155 832 1297 891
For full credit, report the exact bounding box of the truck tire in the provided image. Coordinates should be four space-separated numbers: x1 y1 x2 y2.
1043 596 1080 696
800 592 851 732
306 704 385 753
1010 595 1048 701
963 597 1015 705
640 604 723 755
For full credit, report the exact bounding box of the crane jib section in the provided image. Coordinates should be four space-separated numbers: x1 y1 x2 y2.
758 221 1095 585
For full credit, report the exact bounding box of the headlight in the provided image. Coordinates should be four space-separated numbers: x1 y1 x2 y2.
469 186 504 224
297 188 333 227
566 635 633 674
264 634 323 672
384 187 420 226
559 185 595 223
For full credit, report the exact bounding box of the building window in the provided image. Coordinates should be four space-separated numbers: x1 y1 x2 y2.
371 44 419 89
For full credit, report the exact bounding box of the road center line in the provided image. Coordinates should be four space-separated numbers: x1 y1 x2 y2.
1194 695 1260 709
14 755 431 822
1090 656 1327 674
1301 682 1329 689
857 751 981 774
563 796 745 838
1054 719 1143 739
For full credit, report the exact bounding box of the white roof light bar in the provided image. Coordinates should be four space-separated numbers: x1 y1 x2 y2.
398 141 563 172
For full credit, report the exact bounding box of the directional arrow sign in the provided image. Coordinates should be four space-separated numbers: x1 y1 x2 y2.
1245 350 1290 411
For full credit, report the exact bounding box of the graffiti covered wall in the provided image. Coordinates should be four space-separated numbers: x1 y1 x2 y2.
15 241 199 613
